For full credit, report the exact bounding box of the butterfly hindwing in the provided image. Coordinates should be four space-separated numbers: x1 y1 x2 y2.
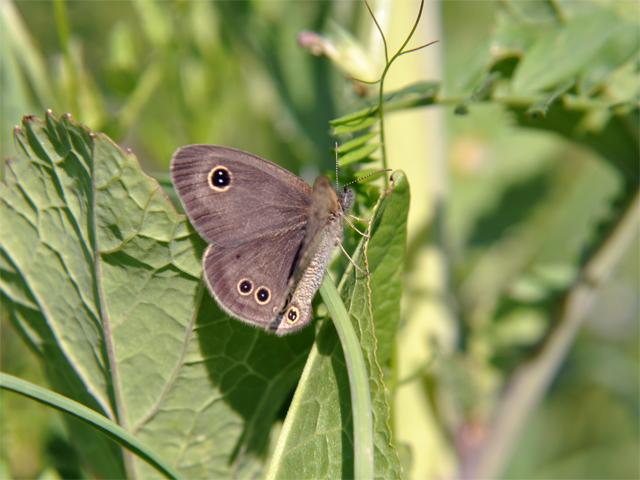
202 226 306 326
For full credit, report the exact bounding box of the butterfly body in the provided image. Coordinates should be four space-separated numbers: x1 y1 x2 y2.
171 145 353 335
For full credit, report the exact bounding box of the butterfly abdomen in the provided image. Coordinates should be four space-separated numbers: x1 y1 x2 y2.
273 213 343 335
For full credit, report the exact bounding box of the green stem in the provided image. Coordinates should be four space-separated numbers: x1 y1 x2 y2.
526 79 575 118
1 0 59 110
52 0 70 55
460 190 640 479
320 276 374 480
0 373 183 480
374 0 425 189
439 94 620 112
378 71 390 188
53 0 77 115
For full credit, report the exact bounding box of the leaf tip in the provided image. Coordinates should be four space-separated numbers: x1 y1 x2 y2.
387 169 408 195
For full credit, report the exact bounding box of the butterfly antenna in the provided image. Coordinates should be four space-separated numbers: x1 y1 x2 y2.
335 142 339 191
342 169 392 189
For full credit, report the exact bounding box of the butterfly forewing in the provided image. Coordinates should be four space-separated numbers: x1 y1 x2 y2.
171 145 312 247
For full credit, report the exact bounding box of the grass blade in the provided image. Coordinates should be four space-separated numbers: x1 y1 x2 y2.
320 277 375 480
0 373 183 480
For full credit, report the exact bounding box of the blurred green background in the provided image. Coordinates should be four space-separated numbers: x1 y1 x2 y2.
1 1 638 479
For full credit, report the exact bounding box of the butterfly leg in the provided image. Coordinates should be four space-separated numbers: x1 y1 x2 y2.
338 241 370 276
348 214 370 223
340 212 370 238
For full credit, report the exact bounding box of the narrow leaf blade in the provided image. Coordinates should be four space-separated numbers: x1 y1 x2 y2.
267 172 409 479
339 144 380 167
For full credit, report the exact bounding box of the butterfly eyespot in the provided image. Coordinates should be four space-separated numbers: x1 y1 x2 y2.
208 166 232 192
255 287 271 305
286 306 300 324
237 279 253 295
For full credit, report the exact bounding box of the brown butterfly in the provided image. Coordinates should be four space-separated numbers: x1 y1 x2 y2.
171 145 359 335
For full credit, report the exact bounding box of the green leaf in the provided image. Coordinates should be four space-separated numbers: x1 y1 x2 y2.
453 24 535 94
338 132 378 154
455 72 501 115
330 107 378 127
267 172 408 479
512 10 621 94
1 112 314 478
364 171 410 366
382 81 440 113
525 79 574 118
508 104 639 183
332 117 378 135
2 113 126 479
578 21 640 95
502 0 564 24
339 144 380 167
330 82 440 129
355 168 392 184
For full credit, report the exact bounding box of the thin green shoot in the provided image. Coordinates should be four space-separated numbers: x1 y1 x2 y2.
319 277 374 480
364 0 389 65
361 0 434 187
398 39 440 58
342 75 382 85
0 373 183 480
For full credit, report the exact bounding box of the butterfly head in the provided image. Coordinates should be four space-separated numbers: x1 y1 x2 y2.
336 168 391 213
338 187 355 212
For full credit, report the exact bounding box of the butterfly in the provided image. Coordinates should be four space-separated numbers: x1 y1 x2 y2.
171 144 364 335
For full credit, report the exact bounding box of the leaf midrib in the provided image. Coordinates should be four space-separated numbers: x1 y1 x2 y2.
3 137 117 421
130 281 205 434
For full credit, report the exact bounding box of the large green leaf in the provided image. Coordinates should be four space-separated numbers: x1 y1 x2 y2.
577 21 639 95
267 172 409 479
508 105 639 184
365 172 410 366
1 113 126 479
512 10 622 94
452 24 536 94
0 112 314 478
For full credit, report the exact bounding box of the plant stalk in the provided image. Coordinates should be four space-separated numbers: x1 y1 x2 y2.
0 373 183 480
320 276 375 480
459 190 640 480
